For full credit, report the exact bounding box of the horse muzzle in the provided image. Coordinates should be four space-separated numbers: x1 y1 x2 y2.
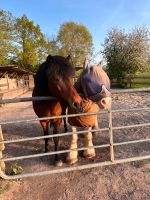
99 97 112 110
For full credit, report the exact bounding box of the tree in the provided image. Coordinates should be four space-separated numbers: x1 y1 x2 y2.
0 9 16 65
102 26 150 85
15 15 51 71
51 21 93 66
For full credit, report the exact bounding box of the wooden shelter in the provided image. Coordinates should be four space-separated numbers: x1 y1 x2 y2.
0 65 34 100
0 65 34 91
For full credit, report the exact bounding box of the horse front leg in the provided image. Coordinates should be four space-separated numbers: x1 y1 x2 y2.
62 106 68 132
52 119 63 167
63 117 68 132
83 127 96 158
40 121 49 153
66 126 78 164
92 115 100 136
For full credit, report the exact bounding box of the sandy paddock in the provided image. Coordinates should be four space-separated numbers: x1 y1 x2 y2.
0 90 149 200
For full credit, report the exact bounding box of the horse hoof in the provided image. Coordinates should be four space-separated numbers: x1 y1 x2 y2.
66 158 78 165
55 160 63 167
84 153 96 159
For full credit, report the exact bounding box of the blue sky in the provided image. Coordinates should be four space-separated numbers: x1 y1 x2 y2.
1 0 150 58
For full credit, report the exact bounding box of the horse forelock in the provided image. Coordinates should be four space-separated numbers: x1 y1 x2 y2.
46 55 75 78
33 55 75 96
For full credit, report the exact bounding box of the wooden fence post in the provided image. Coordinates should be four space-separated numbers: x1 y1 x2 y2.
6 74 9 90
127 76 132 88
0 125 5 172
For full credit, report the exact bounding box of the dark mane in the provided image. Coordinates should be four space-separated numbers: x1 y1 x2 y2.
46 55 75 78
34 55 75 96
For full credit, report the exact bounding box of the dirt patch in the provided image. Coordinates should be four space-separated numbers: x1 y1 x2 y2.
0 91 149 200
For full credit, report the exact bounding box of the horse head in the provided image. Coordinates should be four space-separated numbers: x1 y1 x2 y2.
45 55 82 110
79 57 112 110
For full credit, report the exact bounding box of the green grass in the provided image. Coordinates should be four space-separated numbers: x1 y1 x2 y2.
111 71 150 88
135 71 150 76
128 71 150 88
9 163 23 175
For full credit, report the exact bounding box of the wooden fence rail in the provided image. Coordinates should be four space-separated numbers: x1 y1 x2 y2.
111 76 150 88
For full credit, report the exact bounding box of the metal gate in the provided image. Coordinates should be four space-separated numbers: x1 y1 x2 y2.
0 87 150 179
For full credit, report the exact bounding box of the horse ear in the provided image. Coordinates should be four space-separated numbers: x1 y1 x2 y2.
83 57 88 70
66 55 71 61
46 55 52 62
97 59 103 67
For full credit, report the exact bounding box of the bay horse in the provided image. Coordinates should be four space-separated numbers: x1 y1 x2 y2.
67 58 112 164
32 55 82 166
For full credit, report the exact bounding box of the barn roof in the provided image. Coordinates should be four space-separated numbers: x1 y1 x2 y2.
0 65 33 75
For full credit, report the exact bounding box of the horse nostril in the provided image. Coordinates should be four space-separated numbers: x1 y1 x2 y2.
73 102 80 110
100 97 112 110
101 99 106 105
